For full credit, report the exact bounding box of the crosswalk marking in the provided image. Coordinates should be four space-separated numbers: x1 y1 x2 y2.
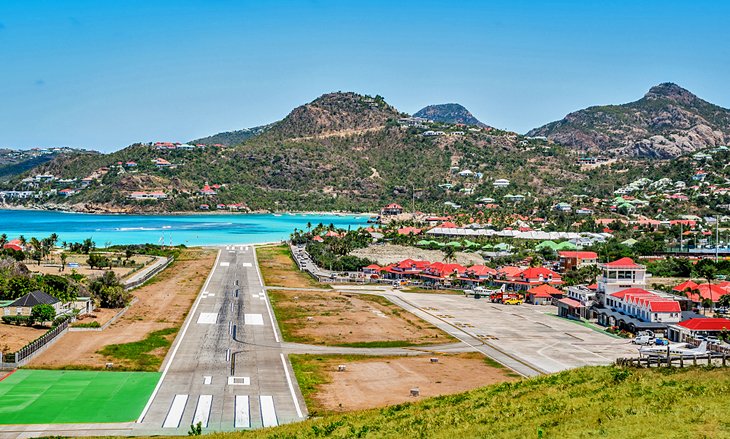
260 395 278 427
162 394 188 428
192 395 212 428
234 395 250 428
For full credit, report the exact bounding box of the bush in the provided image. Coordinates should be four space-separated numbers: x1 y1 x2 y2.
72 320 100 328
52 314 70 327
1 315 34 326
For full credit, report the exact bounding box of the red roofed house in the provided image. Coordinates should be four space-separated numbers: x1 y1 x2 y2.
668 317 730 342
684 283 729 305
152 158 172 167
673 280 699 293
526 284 561 305
397 227 422 236
3 238 24 252
558 251 599 272
420 262 467 285
517 267 563 287
381 203 403 216
200 184 217 196
312 236 324 242
362 264 382 277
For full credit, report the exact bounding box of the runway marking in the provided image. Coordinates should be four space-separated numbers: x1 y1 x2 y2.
192 395 212 428
227 376 251 386
228 250 235 254
234 395 250 428
162 394 188 428
220 262 230 267
197 312 218 324
138 249 222 423
244 313 264 325
226 348 231 362
203 376 212 385
260 395 278 427
228 321 232 334
241 262 252 267
281 353 304 418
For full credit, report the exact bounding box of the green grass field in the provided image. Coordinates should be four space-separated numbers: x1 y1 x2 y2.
0 369 160 424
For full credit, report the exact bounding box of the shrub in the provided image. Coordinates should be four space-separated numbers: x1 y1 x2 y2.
72 320 101 328
1 315 34 326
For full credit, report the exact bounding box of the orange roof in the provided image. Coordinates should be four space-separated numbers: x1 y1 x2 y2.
558 251 598 259
673 280 699 292
604 257 641 268
527 284 561 297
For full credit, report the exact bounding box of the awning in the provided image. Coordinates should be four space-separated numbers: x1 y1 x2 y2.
558 298 584 308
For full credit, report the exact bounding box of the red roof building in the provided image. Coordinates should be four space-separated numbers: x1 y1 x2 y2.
673 280 699 293
558 251 599 272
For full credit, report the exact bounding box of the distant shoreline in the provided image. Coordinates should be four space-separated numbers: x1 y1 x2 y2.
0 204 378 217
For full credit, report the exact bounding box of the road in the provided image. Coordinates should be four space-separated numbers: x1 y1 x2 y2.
136 245 306 434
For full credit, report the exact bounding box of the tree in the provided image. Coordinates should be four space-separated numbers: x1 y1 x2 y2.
0 233 7 248
60 252 68 271
31 303 56 326
718 294 730 309
702 298 714 316
694 259 717 313
442 245 457 263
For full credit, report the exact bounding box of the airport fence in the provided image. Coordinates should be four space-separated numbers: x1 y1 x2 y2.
0 320 69 369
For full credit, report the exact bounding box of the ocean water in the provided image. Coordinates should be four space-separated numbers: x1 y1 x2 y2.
0 210 369 246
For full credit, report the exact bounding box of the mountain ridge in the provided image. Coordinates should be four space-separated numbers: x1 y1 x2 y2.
527 82 730 158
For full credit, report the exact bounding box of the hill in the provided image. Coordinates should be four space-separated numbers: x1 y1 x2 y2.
414 103 487 127
190 124 273 147
146 366 729 438
528 83 730 158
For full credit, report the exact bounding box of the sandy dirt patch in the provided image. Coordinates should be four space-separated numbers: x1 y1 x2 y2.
29 248 216 369
257 244 325 289
0 324 48 353
349 244 484 266
304 353 515 413
269 289 452 346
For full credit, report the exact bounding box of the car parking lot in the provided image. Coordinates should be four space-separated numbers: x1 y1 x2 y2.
393 292 639 374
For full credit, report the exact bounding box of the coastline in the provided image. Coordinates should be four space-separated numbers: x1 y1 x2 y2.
0 204 378 217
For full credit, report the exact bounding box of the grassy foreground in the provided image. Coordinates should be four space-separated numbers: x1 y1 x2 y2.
188 366 729 438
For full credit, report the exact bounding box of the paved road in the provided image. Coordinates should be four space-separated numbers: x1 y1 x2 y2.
135 245 306 435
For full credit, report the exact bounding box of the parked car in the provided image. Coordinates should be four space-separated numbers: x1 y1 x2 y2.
503 298 522 305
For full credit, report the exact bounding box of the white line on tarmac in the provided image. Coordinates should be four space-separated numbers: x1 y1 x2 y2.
192 395 212 428
260 395 278 427
244 314 264 325
203 376 212 385
280 353 304 418
234 395 250 428
226 348 231 362
252 247 280 343
137 249 223 423
162 394 188 428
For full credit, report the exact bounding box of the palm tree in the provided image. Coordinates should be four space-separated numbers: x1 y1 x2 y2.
0 233 7 248
442 245 457 263
18 235 26 246
60 252 67 272
695 259 717 314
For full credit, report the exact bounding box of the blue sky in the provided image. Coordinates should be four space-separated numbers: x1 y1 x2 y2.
1 0 728 151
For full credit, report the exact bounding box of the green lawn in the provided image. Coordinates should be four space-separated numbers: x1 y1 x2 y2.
0 369 160 424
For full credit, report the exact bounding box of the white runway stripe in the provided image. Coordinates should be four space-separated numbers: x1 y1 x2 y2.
203 376 212 385
244 313 264 325
234 395 250 428
260 395 278 427
220 262 230 267
192 395 212 428
162 394 188 428
197 312 218 324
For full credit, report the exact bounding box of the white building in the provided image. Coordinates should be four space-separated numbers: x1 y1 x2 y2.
493 179 510 188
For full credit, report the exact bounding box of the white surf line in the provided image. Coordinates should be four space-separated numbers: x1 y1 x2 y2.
162 394 188 428
260 395 278 427
137 249 222 423
192 395 213 428
234 395 250 428
280 353 304 418
252 247 280 343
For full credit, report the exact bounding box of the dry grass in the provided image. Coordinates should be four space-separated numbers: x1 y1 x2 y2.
268 289 453 347
290 352 516 415
256 244 326 289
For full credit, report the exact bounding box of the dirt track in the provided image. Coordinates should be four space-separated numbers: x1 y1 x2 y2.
29 248 216 369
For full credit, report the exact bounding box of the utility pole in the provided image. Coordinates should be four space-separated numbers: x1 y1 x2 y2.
680 222 683 253
716 216 720 261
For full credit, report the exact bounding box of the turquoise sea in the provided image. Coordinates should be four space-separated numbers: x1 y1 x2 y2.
0 210 369 246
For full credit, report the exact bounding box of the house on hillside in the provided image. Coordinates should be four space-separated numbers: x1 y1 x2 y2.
200 184 217 196
152 158 172 168
493 179 510 188
381 203 403 216
128 191 168 200
558 251 598 272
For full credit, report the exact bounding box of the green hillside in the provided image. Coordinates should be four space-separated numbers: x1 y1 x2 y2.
190 366 729 439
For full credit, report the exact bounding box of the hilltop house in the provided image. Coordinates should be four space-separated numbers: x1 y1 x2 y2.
129 191 168 200
152 158 172 168
493 179 510 188
381 203 403 215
